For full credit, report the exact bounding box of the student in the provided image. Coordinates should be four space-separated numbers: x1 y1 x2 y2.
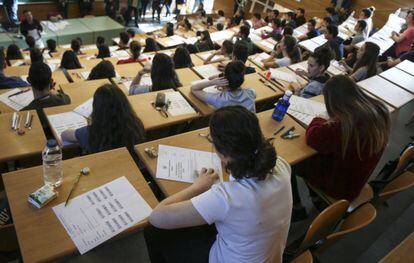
216 10 226 26
234 25 253 54
264 9 279 24
117 41 147 64
43 39 58 57
262 35 301 69
6 44 23 61
124 0 140 27
177 18 193 32
386 50 414 68
261 18 283 40
251 13 266 29
283 26 294 37
30 48 44 64
325 7 340 25
173 46 194 69
165 22 174 37
295 8 307 27
195 30 215 52
297 19 320 41
191 61 256 112
152 0 162 22
129 53 181 94
61 84 145 154
340 42 380 82
204 40 233 65
231 9 244 26
118 32 130 50
344 20 367 53
60 50 82 69
96 36 105 47
358 8 373 38
317 25 343 60
318 16 333 34
88 60 116 80
292 75 390 206
127 28 136 39
291 47 332 98
71 39 83 55
143 38 160 53
0 49 29 88
96 44 111 59
22 62 71 124
391 11 414 58
218 43 256 75
145 105 292 263
283 12 297 29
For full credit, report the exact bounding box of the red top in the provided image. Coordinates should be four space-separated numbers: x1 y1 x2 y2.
303 117 385 201
117 57 148 65
395 27 414 57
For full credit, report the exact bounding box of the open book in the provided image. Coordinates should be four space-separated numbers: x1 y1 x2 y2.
287 95 328 126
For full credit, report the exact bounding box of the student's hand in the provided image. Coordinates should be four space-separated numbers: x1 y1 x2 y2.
193 168 219 192
217 63 226 72
295 69 307 77
289 82 301 92
142 63 152 73
210 77 229 87
339 59 347 67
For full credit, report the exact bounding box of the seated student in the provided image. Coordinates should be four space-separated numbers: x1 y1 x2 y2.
143 38 160 53
43 39 58 57
386 50 414 68
96 44 111 59
251 13 266 29
231 9 245 26
218 43 256 75
195 30 215 52
292 75 390 207
283 12 297 29
262 35 301 69
130 53 182 95
0 49 29 88
297 19 321 41
358 8 373 38
291 47 332 98
204 40 233 65
176 18 193 32
261 18 283 40
164 22 174 37
325 7 340 25
30 48 44 64
390 11 414 58
96 36 105 47
145 105 292 263
264 9 280 23
126 28 136 39
283 26 294 37
173 46 194 69
88 60 116 80
118 32 130 50
295 8 307 27
24 36 36 51
344 20 367 53
117 41 147 64
22 62 71 125
318 16 333 34
71 39 84 55
316 25 343 60
60 50 82 69
61 84 145 154
216 10 226 26
6 44 24 61
340 42 380 82
233 25 253 54
191 61 256 112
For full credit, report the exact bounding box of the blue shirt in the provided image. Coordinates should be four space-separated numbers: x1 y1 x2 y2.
0 73 30 89
75 126 90 152
205 88 257 113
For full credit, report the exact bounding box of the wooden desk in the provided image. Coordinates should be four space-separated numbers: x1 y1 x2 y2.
396 60 414 76
156 35 186 48
4 65 31 76
190 54 206 66
59 79 111 107
128 89 200 131
380 67 414 94
380 232 414 263
135 110 315 196
114 62 143 78
178 73 283 116
52 70 70 86
357 76 414 109
176 67 202 87
0 110 46 163
2 148 158 263
254 38 276 53
43 104 79 147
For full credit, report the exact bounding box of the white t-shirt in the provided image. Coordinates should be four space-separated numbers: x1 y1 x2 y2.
191 157 292 263
363 18 373 38
275 57 292 67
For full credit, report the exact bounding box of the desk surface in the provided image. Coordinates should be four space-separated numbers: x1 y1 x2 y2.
59 79 111 107
380 232 414 263
396 60 414 76
2 147 158 263
176 67 202 87
380 67 414 94
0 110 46 163
114 62 143 78
128 89 200 131
135 110 316 196
79 16 124 31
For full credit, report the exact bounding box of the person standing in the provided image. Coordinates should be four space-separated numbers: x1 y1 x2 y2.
20 10 44 49
125 0 141 27
140 0 149 21
163 0 172 17
78 0 94 17
152 0 163 23
4 0 19 26
56 0 68 19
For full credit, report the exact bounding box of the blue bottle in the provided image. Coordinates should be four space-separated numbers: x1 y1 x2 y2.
272 90 293 122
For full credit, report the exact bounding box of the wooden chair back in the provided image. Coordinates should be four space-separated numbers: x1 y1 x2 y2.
377 171 414 203
291 250 313 263
0 224 18 252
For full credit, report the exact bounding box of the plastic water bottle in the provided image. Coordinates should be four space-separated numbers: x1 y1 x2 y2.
272 90 293 122
42 139 63 188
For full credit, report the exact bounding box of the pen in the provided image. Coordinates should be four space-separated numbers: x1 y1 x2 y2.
8 88 30 98
281 126 295 138
11 112 17 130
28 114 34 130
16 115 21 130
274 126 285 135
25 111 30 127
65 167 90 207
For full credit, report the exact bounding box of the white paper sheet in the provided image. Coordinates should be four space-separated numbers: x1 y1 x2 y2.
260 40 275 50
47 111 87 146
156 145 223 183
165 92 196 116
73 98 93 118
193 64 221 79
199 52 225 62
53 176 152 254
287 95 328 126
109 45 119 52
269 68 298 83
112 50 130 59
251 52 271 67
0 88 33 111
80 71 90 80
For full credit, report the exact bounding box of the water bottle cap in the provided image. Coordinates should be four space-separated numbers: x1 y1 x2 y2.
285 90 293 96
47 139 58 148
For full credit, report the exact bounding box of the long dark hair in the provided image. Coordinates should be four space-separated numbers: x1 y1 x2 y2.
210 106 277 180
200 30 214 50
96 44 111 59
323 75 390 159
143 38 160 53
166 22 174 36
352 42 380 78
60 50 82 69
151 53 182 91
173 46 193 69
88 60 115 80
88 84 145 153
6 44 23 60
282 35 301 63
130 40 142 59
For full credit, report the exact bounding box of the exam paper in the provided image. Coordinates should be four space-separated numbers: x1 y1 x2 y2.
73 98 93 118
165 92 196 116
112 50 130 59
0 88 34 111
53 176 152 254
199 52 225 62
251 52 271 67
269 68 298 83
80 71 91 80
47 111 87 146
156 145 223 183
194 64 221 79
287 95 328 126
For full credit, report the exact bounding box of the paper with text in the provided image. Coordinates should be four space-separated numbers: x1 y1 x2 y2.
47 111 87 146
269 68 299 83
156 145 223 183
0 88 33 111
287 95 328 126
194 64 221 79
73 98 93 118
53 176 152 254
165 92 196 116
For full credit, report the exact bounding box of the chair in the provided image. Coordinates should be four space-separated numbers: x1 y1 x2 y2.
291 250 313 263
0 224 19 261
375 171 414 205
284 200 349 261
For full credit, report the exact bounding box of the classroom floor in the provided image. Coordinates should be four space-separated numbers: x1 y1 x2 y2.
59 101 414 262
